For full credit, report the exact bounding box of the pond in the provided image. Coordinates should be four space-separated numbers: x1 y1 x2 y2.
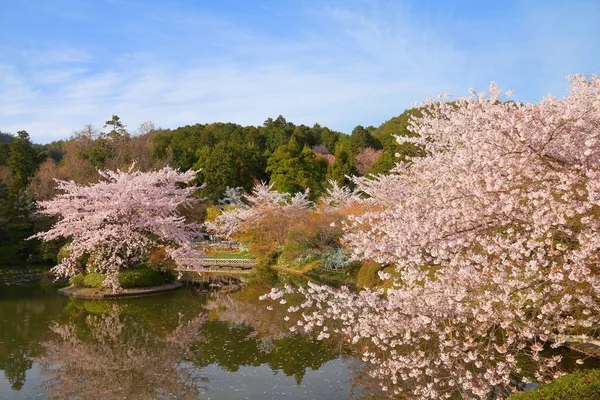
0 268 361 400
1 267 599 400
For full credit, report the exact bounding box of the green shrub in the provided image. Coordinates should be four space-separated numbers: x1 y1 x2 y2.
118 268 166 288
39 239 66 263
70 274 85 287
82 272 106 288
321 248 354 272
509 369 600 400
56 242 71 264
70 268 168 288
356 260 382 288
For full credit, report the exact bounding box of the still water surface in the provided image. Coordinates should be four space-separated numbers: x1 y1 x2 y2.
0 268 359 400
2 268 599 400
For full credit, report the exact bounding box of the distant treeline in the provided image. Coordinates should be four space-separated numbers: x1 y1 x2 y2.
0 110 422 263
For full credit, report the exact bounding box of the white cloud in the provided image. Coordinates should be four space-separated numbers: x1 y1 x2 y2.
1 1 599 142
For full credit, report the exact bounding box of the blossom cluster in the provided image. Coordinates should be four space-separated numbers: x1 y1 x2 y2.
32 165 203 291
319 180 362 210
262 76 600 398
205 182 312 240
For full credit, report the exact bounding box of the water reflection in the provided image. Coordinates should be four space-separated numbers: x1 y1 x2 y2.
201 288 351 385
0 274 68 392
37 303 206 399
0 276 356 399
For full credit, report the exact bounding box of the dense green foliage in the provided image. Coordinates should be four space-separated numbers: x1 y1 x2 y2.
0 223 34 264
0 131 43 224
8 131 41 189
70 268 168 288
193 141 264 202
326 142 356 186
154 117 340 200
0 220 61 265
0 110 421 206
368 108 425 175
509 370 600 400
266 136 328 200
118 268 168 287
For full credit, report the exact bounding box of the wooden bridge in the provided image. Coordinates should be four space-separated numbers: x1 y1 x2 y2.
176 257 256 274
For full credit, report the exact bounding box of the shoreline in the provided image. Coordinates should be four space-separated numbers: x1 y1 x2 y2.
57 282 183 299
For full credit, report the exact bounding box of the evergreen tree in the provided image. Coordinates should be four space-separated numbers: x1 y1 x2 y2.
266 136 327 200
318 127 338 154
326 143 356 186
8 131 38 189
104 115 129 140
263 115 294 153
193 142 265 202
5 131 38 222
346 125 382 156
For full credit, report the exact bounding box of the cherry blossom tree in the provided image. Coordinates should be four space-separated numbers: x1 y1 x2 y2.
262 75 600 398
206 182 311 243
355 147 383 175
32 165 203 291
319 180 361 210
207 180 361 242
205 182 312 269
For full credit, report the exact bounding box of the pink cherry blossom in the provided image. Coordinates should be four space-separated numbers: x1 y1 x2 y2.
32 164 203 291
263 75 600 398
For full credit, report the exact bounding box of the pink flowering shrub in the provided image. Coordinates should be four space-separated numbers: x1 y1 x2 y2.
206 182 311 241
32 165 203 291
262 76 600 398
355 147 383 175
207 181 362 270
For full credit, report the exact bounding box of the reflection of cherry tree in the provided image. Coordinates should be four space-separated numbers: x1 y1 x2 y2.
36 305 207 399
199 289 346 385
205 291 292 346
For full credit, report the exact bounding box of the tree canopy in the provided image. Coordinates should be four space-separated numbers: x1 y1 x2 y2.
262 76 600 399
31 165 203 291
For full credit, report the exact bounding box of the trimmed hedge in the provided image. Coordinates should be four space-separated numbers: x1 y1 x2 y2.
509 369 600 400
69 274 85 287
119 268 166 288
82 273 106 288
69 268 168 289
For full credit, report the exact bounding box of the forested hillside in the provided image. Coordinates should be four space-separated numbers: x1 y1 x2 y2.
0 110 421 263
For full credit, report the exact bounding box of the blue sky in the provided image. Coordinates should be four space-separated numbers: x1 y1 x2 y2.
1 0 599 143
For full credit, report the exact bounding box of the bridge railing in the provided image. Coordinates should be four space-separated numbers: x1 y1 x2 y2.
203 258 256 267
175 257 256 271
